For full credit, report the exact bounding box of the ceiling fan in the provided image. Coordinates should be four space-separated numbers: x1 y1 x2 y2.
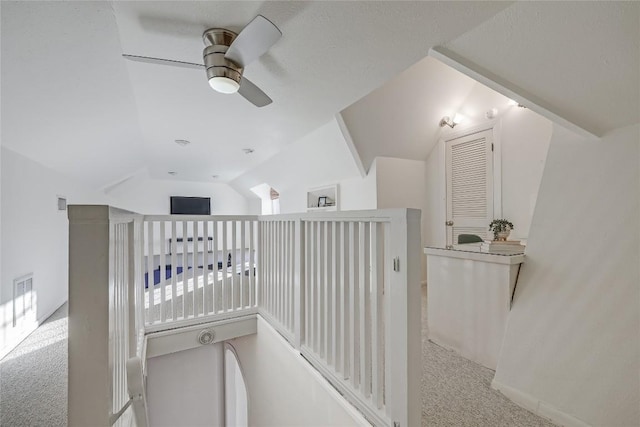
123 15 282 107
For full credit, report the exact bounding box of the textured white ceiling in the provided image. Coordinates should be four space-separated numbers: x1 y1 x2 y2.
1 1 510 188
443 1 640 136
341 56 479 171
340 1 639 168
1 1 146 188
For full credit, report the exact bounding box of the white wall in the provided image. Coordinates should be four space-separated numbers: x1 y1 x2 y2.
340 160 377 211
230 316 369 427
147 344 224 427
230 118 376 214
0 147 111 355
493 124 639 426
375 157 428 280
500 107 553 239
108 178 249 215
424 104 552 247
424 141 446 247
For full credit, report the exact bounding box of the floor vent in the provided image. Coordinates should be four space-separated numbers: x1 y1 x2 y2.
14 274 35 327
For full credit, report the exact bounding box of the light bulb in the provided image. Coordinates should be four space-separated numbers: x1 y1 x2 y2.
453 113 466 125
208 76 240 94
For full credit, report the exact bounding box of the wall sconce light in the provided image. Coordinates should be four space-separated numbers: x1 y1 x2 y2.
439 113 466 128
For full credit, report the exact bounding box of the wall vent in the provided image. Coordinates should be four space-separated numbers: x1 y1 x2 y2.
13 274 35 327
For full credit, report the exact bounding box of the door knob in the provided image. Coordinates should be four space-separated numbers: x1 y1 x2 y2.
445 220 454 226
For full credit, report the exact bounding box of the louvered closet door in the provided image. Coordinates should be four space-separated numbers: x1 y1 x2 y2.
445 129 494 246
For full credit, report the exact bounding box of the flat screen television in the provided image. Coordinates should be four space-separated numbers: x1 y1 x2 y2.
170 196 211 215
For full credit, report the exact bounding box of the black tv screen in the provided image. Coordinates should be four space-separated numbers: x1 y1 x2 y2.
170 196 211 215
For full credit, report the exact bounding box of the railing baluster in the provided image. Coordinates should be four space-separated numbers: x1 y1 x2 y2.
360 222 371 398
266 222 271 314
138 220 145 329
203 220 211 315
182 221 188 319
212 220 219 313
371 222 384 409
240 220 246 309
284 221 289 330
250 220 255 308
282 221 288 329
332 220 339 370
290 221 295 331
341 221 349 379
350 221 360 388
304 221 311 346
324 221 331 364
159 222 166 322
317 221 323 356
146 221 154 325
309 221 316 351
193 220 200 318
231 220 237 311
171 221 177 321
276 221 281 321
272 221 277 316
222 221 228 312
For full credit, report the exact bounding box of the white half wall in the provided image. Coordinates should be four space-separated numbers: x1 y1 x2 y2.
0 147 111 356
230 316 370 427
146 344 224 427
107 178 249 215
493 124 640 426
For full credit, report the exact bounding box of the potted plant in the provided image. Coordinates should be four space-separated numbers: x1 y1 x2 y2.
489 219 514 241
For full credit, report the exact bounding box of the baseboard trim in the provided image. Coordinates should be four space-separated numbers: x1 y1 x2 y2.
0 300 66 360
491 379 591 427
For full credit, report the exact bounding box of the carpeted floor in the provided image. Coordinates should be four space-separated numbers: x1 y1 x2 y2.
421 285 554 426
0 293 554 426
0 304 67 427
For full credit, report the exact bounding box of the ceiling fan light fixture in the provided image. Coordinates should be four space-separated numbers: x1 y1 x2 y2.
208 76 240 94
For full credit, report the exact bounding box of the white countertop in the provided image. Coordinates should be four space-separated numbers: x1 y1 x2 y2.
424 246 525 265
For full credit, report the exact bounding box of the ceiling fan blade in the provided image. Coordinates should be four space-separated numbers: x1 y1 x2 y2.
122 54 204 70
225 15 282 68
238 77 272 107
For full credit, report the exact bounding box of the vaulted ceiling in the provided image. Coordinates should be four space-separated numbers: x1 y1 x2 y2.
342 1 640 172
1 1 510 188
2 1 638 191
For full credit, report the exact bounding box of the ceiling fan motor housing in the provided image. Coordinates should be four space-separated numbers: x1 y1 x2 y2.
202 29 243 87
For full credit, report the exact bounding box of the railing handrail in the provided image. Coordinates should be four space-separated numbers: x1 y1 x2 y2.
258 208 411 222
143 214 259 222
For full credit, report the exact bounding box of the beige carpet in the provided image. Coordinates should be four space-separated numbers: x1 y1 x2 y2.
0 289 556 426
0 304 67 427
421 285 555 426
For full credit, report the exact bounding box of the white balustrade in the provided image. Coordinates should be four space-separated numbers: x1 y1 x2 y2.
68 206 146 427
257 210 421 427
140 216 259 332
69 207 420 427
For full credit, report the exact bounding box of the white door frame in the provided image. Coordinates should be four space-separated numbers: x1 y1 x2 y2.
439 119 503 245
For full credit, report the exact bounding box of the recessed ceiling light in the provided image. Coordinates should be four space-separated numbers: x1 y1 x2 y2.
175 139 190 147
168 171 177 176
243 148 255 154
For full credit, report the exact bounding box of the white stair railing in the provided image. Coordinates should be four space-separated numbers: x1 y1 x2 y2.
69 207 420 427
258 209 422 427
68 206 147 427
139 215 259 333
